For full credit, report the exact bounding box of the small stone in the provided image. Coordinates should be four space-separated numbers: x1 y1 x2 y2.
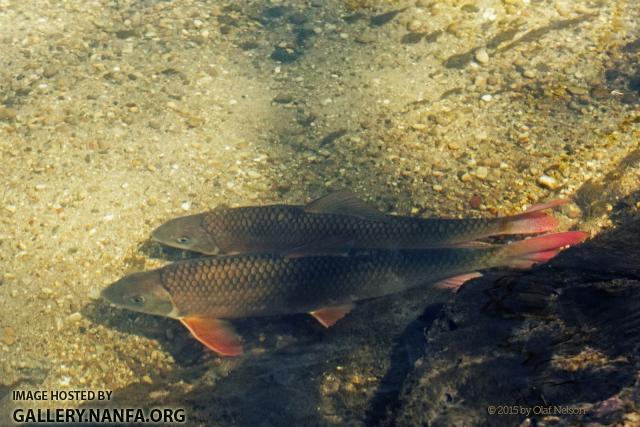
469 195 482 209
567 86 587 95
355 33 376 44
412 123 426 130
181 201 191 211
40 287 54 299
273 93 294 104
321 374 341 395
68 312 82 323
142 375 153 384
407 20 422 32
432 184 443 192
474 48 489 64
475 166 489 179
186 116 205 128
481 94 493 102
460 173 472 182
43 66 59 78
537 175 560 190
0 107 17 121
522 69 537 79
1 327 16 345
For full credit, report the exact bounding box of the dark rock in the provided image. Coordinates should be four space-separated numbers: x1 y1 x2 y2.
395 217 640 426
271 47 301 63
369 9 406 27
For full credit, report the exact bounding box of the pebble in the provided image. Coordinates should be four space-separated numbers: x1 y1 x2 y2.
537 175 560 190
412 123 426 130
481 94 493 102
0 107 17 121
460 173 472 182
567 86 588 96
522 69 537 79
68 312 82 323
469 195 482 209
186 116 205 127
407 20 422 32
181 201 191 211
432 184 443 192
474 48 489 64
475 166 489 179
142 375 153 384
321 374 341 395
1 327 16 345
40 287 54 298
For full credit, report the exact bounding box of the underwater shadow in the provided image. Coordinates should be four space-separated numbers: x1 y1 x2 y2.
394 215 640 426
364 302 443 426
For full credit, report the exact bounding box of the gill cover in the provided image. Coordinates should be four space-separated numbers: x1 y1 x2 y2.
101 270 178 317
151 214 219 255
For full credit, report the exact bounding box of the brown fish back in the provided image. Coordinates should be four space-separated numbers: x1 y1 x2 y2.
201 205 503 254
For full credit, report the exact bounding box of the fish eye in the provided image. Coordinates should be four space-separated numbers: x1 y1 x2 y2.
131 295 145 305
176 236 191 244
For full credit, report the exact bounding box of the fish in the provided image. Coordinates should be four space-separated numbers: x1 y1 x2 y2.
151 189 566 256
101 231 588 356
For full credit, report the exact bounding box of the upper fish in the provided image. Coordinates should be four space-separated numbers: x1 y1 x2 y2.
151 189 566 256
102 231 588 356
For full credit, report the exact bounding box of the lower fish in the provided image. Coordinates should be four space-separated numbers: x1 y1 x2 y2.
151 189 565 256
102 231 587 356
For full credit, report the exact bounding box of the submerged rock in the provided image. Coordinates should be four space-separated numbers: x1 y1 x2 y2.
395 217 640 426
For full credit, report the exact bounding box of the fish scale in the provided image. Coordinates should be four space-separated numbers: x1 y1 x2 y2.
159 248 497 320
152 190 563 256
202 205 503 249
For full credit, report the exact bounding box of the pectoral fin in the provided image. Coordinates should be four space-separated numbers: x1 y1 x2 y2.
304 189 390 222
310 304 355 327
434 272 483 292
180 317 243 356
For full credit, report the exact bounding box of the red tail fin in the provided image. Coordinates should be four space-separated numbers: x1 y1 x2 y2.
501 199 568 235
500 231 588 269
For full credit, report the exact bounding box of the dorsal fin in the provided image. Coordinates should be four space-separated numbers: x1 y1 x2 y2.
180 317 243 356
304 189 390 222
310 304 355 327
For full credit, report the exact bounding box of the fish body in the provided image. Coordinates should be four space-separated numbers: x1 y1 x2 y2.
152 190 564 255
102 231 587 356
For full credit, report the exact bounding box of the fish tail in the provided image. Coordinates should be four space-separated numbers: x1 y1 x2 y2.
500 199 568 235
499 231 589 269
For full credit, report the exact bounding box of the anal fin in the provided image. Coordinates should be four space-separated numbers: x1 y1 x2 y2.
310 304 355 327
434 272 483 292
180 317 243 356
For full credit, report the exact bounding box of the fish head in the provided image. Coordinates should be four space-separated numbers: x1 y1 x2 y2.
101 271 178 318
151 214 220 255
